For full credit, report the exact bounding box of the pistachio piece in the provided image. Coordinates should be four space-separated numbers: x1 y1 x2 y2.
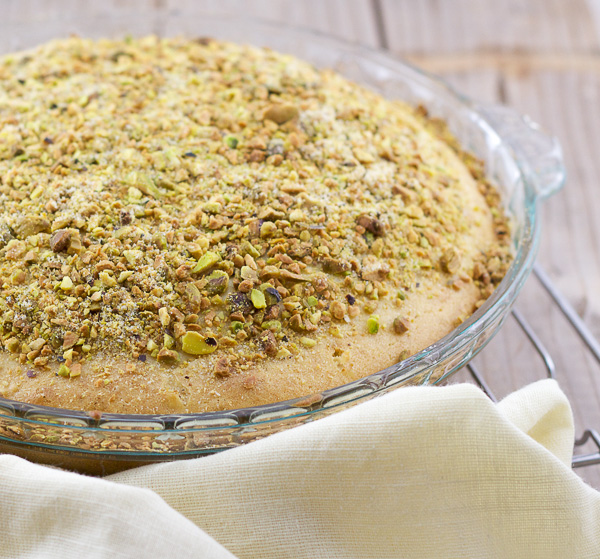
440 248 461 274
5 337 20 353
261 320 282 332
322 258 351 275
264 287 282 305
393 317 410 335
230 321 244 334
227 292 253 314
163 333 175 349
361 262 390 282
13 215 50 238
0 223 14 248
250 289 266 309
29 338 46 352
356 215 385 237
181 331 218 355
158 307 171 327
99 271 116 288
205 270 229 295
276 348 292 359
367 315 380 334
289 313 304 331
50 229 72 252
330 301 346 320
260 222 277 238
202 201 222 214
263 103 298 125
224 135 238 149
192 251 221 274
258 329 278 356
240 265 258 282
123 249 143 265
62 331 78 350
60 276 73 291
214 357 233 377
156 348 179 364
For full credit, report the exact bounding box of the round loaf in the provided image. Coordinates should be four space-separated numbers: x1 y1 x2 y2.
0 37 510 413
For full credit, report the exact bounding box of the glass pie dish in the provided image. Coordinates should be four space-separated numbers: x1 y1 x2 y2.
0 14 565 475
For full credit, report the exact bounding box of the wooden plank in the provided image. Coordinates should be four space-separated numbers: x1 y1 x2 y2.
164 0 378 46
1 0 380 49
504 70 600 338
1 0 166 51
380 0 600 55
162 0 381 47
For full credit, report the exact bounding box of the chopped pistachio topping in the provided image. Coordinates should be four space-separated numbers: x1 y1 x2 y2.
0 36 510 375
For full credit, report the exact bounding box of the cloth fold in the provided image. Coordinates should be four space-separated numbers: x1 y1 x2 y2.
2 379 599 559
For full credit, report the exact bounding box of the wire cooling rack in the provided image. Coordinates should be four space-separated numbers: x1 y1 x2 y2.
466 264 600 468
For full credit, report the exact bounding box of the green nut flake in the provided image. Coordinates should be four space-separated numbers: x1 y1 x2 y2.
225 135 238 149
5 337 20 353
192 251 221 274
230 321 244 333
202 201 222 214
123 249 143 265
163 333 175 349
99 271 117 288
60 276 73 291
300 337 317 348
240 266 254 280
181 331 218 355
261 320 282 332
250 288 266 309
205 270 229 295
241 241 260 258
153 233 168 250
58 364 71 377
306 296 318 307
367 315 380 334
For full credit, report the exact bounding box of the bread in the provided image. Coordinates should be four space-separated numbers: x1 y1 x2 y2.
0 36 510 414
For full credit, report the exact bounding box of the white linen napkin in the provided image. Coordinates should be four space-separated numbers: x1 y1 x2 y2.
2 379 599 559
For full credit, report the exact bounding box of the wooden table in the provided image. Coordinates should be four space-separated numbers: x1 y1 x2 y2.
4 0 600 488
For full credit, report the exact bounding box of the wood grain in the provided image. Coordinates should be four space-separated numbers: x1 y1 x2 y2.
379 0 600 54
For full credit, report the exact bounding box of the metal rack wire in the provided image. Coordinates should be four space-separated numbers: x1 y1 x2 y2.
467 264 600 469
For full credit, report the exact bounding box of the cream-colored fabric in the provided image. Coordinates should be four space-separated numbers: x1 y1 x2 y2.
2 379 600 558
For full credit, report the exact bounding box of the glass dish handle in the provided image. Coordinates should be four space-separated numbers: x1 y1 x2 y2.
477 104 566 200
